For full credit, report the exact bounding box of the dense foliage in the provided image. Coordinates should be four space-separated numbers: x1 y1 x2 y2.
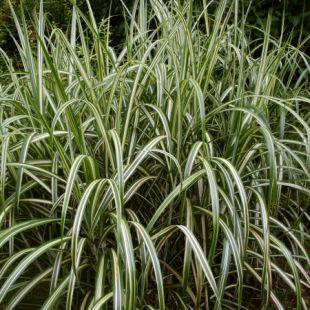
0 0 309 309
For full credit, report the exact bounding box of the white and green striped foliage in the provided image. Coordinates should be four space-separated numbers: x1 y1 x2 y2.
0 0 309 309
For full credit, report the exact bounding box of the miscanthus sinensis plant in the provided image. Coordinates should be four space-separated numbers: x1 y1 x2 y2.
0 0 309 309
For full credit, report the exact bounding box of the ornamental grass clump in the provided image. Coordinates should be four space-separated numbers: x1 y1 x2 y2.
0 0 309 309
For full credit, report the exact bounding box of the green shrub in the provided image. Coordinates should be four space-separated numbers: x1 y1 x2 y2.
0 0 309 309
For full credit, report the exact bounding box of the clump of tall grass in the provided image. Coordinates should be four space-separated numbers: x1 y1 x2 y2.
0 0 309 309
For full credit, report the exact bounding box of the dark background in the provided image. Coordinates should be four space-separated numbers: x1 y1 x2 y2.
0 0 309 58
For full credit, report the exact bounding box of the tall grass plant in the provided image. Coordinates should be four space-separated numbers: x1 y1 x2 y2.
0 0 309 308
